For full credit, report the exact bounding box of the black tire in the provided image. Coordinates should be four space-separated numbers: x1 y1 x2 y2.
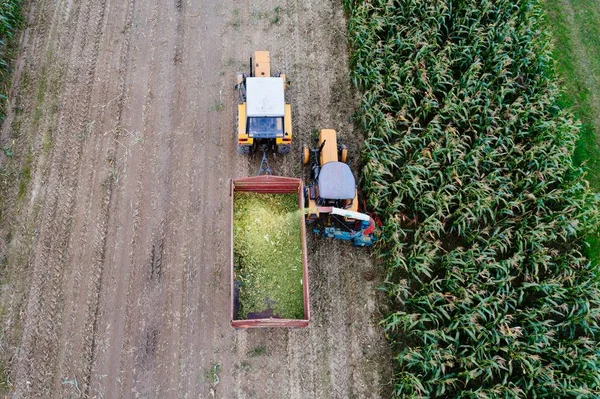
238 145 251 155
277 144 291 155
303 187 307 207
237 83 246 102
338 144 348 163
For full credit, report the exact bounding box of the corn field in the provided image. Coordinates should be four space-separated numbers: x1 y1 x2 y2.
343 0 600 397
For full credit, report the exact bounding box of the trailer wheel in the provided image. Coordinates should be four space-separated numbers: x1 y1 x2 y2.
238 145 251 155
302 144 310 165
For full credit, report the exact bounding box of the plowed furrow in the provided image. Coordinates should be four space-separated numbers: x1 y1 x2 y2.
10 0 91 394
78 0 136 390
52 0 135 391
12 0 110 396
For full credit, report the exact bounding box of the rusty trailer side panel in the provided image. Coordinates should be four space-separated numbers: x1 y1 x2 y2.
230 176 310 328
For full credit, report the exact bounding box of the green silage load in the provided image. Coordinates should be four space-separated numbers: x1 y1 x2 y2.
233 192 304 320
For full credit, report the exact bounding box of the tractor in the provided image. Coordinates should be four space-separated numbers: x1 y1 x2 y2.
302 129 377 247
235 51 292 155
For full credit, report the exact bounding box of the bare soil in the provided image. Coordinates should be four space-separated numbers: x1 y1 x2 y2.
0 0 392 398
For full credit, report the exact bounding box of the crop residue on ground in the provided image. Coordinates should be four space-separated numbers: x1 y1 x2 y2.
233 192 304 320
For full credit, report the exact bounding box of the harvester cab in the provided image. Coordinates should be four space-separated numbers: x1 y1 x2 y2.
235 51 292 155
302 129 377 247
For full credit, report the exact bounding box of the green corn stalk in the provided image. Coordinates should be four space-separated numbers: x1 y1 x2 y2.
0 0 24 119
344 0 600 397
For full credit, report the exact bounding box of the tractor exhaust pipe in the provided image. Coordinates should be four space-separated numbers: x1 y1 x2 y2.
318 139 327 154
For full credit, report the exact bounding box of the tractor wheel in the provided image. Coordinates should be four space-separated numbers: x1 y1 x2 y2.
238 145 251 155
303 187 309 208
277 144 291 155
302 144 310 165
339 144 348 163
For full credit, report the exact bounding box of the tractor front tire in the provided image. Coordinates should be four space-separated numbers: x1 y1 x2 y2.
238 145 251 155
277 144 291 155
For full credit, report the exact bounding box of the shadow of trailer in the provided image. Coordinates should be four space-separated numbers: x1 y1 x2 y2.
230 176 310 328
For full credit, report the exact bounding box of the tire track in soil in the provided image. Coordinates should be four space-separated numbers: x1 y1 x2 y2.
139 2 198 395
244 330 292 398
170 6 206 394
124 0 181 395
151 3 197 397
127 1 186 384
173 3 233 397
346 253 390 398
91 0 162 396
306 241 335 399
86 0 156 393
324 244 353 398
87 0 231 397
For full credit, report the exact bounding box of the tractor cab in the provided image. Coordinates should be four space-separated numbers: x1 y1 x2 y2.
245 77 285 138
236 51 292 154
315 161 356 207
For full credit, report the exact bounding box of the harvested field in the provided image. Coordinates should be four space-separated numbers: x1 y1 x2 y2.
0 0 392 397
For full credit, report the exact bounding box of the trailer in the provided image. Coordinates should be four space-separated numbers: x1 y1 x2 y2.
230 175 310 328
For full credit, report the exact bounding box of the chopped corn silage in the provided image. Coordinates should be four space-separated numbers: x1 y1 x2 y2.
233 192 304 320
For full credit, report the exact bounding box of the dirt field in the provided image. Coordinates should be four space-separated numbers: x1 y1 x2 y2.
0 0 391 397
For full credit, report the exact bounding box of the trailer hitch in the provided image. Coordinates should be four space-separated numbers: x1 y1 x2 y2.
257 147 272 176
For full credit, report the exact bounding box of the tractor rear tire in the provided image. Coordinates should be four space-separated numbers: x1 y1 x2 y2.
302 144 310 165
339 144 348 163
277 144 291 155
238 145 251 155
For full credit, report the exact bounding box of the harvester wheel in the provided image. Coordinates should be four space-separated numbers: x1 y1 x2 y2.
277 144 291 155
302 144 310 165
339 144 348 163
238 145 251 155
